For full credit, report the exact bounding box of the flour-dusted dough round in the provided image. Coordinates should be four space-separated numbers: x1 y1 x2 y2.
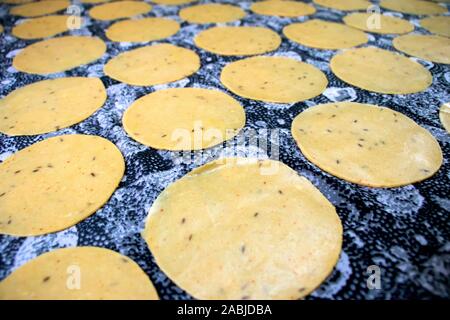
439 103 450 133
420 16 450 38
2 0 34 4
0 135 125 236
104 43 200 86
180 3 245 24
123 88 245 150
106 17 179 42
251 0 316 17
0 247 158 300
292 102 442 187
343 13 414 34
12 15 71 40
393 34 450 64
81 0 112 3
283 19 368 50
380 0 447 15
313 0 371 11
152 0 196 4
89 1 152 21
330 47 432 94
194 26 281 56
143 158 343 300
13 36 106 75
10 0 70 18
221 56 328 103
0 78 106 136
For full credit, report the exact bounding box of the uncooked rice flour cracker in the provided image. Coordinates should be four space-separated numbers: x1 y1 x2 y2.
0 135 124 236
143 158 343 300
220 56 328 103
123 88 245 150
330 47 432 94
291 102 442 187
104 44 200 86
0 77 106 136
13 36 106 75
194 26 281 56
0 247 158 300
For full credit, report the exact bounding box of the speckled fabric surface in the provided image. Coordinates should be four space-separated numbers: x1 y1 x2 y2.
0 0 449 300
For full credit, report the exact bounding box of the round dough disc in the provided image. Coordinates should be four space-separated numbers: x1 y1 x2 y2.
330 47 432 94
292 102 443 187
0 247 159 300
89 1 152 21
0 77 106 136
10 0 70 18
343 13 414 34
152 0 196 4
12 15 72 40
81 0 112 3
143 158 343 300
313 0 371 11
251 0 316 17
283 19 368 50
104 43 200 86
13 36 106 75
0 134 125 236
380 0 447 15
420 16 450 38
123 88 245 151
106 17 179 42
440 103 450 133
220 56 328 103
3 0 35 4
393 34 450 64
180 3 245 24
194 26 281 56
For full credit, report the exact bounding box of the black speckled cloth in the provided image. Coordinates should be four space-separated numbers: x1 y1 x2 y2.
0 0 449 300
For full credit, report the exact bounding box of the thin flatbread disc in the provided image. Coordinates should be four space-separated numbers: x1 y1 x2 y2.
89 1 152 21
330 47 432 94
2 0 34 4
420 16 450 38
143 158 343 300
10 0 70 18
104 43 200 86
0 77 106 136
313 0 371 11
0 134 125 236
393 34 450 64
220 56 328 103
13 36 106 75
105 17 179 42
12 15 72 40
179 3 245 24
123 88 245 150
291 102 443 187
152 0 196 4
194 26 281 56
380 0 447 15
440 103 450 133
81 0 112 3
283 19 368 50
343 13 414 34
0 247 159 300
251 0 316 17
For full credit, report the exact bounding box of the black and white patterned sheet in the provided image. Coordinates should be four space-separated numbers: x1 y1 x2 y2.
0 0 449 299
